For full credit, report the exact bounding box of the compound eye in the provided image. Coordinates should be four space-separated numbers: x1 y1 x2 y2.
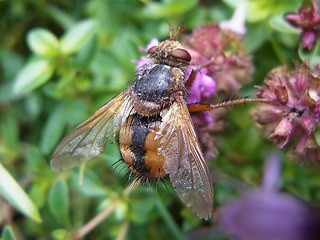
147 46 157 54
170 49 191 62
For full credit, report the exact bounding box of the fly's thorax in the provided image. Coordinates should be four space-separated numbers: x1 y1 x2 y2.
119 113 165 181
132 63 188 116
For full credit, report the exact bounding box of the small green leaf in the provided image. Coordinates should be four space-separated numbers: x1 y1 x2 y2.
1 113 19 153
0 164 42 222
49 179 69 225
60 19 98 55
269 15 300 34
27 28 60 58
51 229 68 240
40 104 67 155
29 178 51 208
25 145 48 173
1 226 16 240
298 41 320 67
315 124 320 147
13 58 54 96
245 22 272 51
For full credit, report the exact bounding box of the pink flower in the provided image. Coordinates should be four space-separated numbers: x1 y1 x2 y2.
182 23 254 95
187 68 216 104
286 0 320 50
251 62 320 162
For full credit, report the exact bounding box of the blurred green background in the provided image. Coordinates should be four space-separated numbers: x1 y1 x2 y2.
1 0 319 239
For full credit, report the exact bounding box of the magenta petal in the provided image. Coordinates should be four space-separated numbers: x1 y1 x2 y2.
219 191 320 240
300 114 317 134
301 31 316 50
187 69 216 104
286 13 302 26
132 56 149 70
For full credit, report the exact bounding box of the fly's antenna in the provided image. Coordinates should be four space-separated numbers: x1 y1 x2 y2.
170 24 184 40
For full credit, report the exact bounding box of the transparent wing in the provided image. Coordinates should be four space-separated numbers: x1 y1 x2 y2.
157 100 213 219
51 89 134 171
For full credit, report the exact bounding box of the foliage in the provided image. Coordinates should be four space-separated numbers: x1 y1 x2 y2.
0 0 319 239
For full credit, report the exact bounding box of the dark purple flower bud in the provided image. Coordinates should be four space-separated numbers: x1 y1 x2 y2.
293 135 320 163
286 0 320 50
269 117 292 148
251 105 284 125
301 31 317 50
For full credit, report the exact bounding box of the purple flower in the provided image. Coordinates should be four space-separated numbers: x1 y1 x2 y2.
187 68 216 104
286 0 320 50
219 153 320 240
251 62 320 162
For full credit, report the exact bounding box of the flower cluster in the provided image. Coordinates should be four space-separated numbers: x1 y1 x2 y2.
182 23 254 95
286 0 320 50
251 62 320 162
181 22 254 158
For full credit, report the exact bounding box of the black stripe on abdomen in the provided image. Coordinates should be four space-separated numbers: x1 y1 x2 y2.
130 121 150 176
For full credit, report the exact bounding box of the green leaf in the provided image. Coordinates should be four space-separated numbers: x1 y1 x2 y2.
29 178 51 208
269 15 300 34
25 145 48 173
51 229 68 240
141 0 197 19
298 41 320 67
1 113 19 153
0 164 42 222
245 0 300 22
315 124 320 147
76 36 97 67
71 169 109 197
1 226 16 240
60 19 98 55
245 22 272 51
45 4 75 29
27 28 60 58
13 58 54 96
40 104 67 155
48 179 69 225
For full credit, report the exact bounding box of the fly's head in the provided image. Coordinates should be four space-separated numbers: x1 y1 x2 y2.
147 25 191 67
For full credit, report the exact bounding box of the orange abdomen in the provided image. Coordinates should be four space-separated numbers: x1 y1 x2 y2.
119 114 165 181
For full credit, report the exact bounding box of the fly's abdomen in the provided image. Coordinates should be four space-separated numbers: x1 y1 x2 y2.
119 113 165 181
